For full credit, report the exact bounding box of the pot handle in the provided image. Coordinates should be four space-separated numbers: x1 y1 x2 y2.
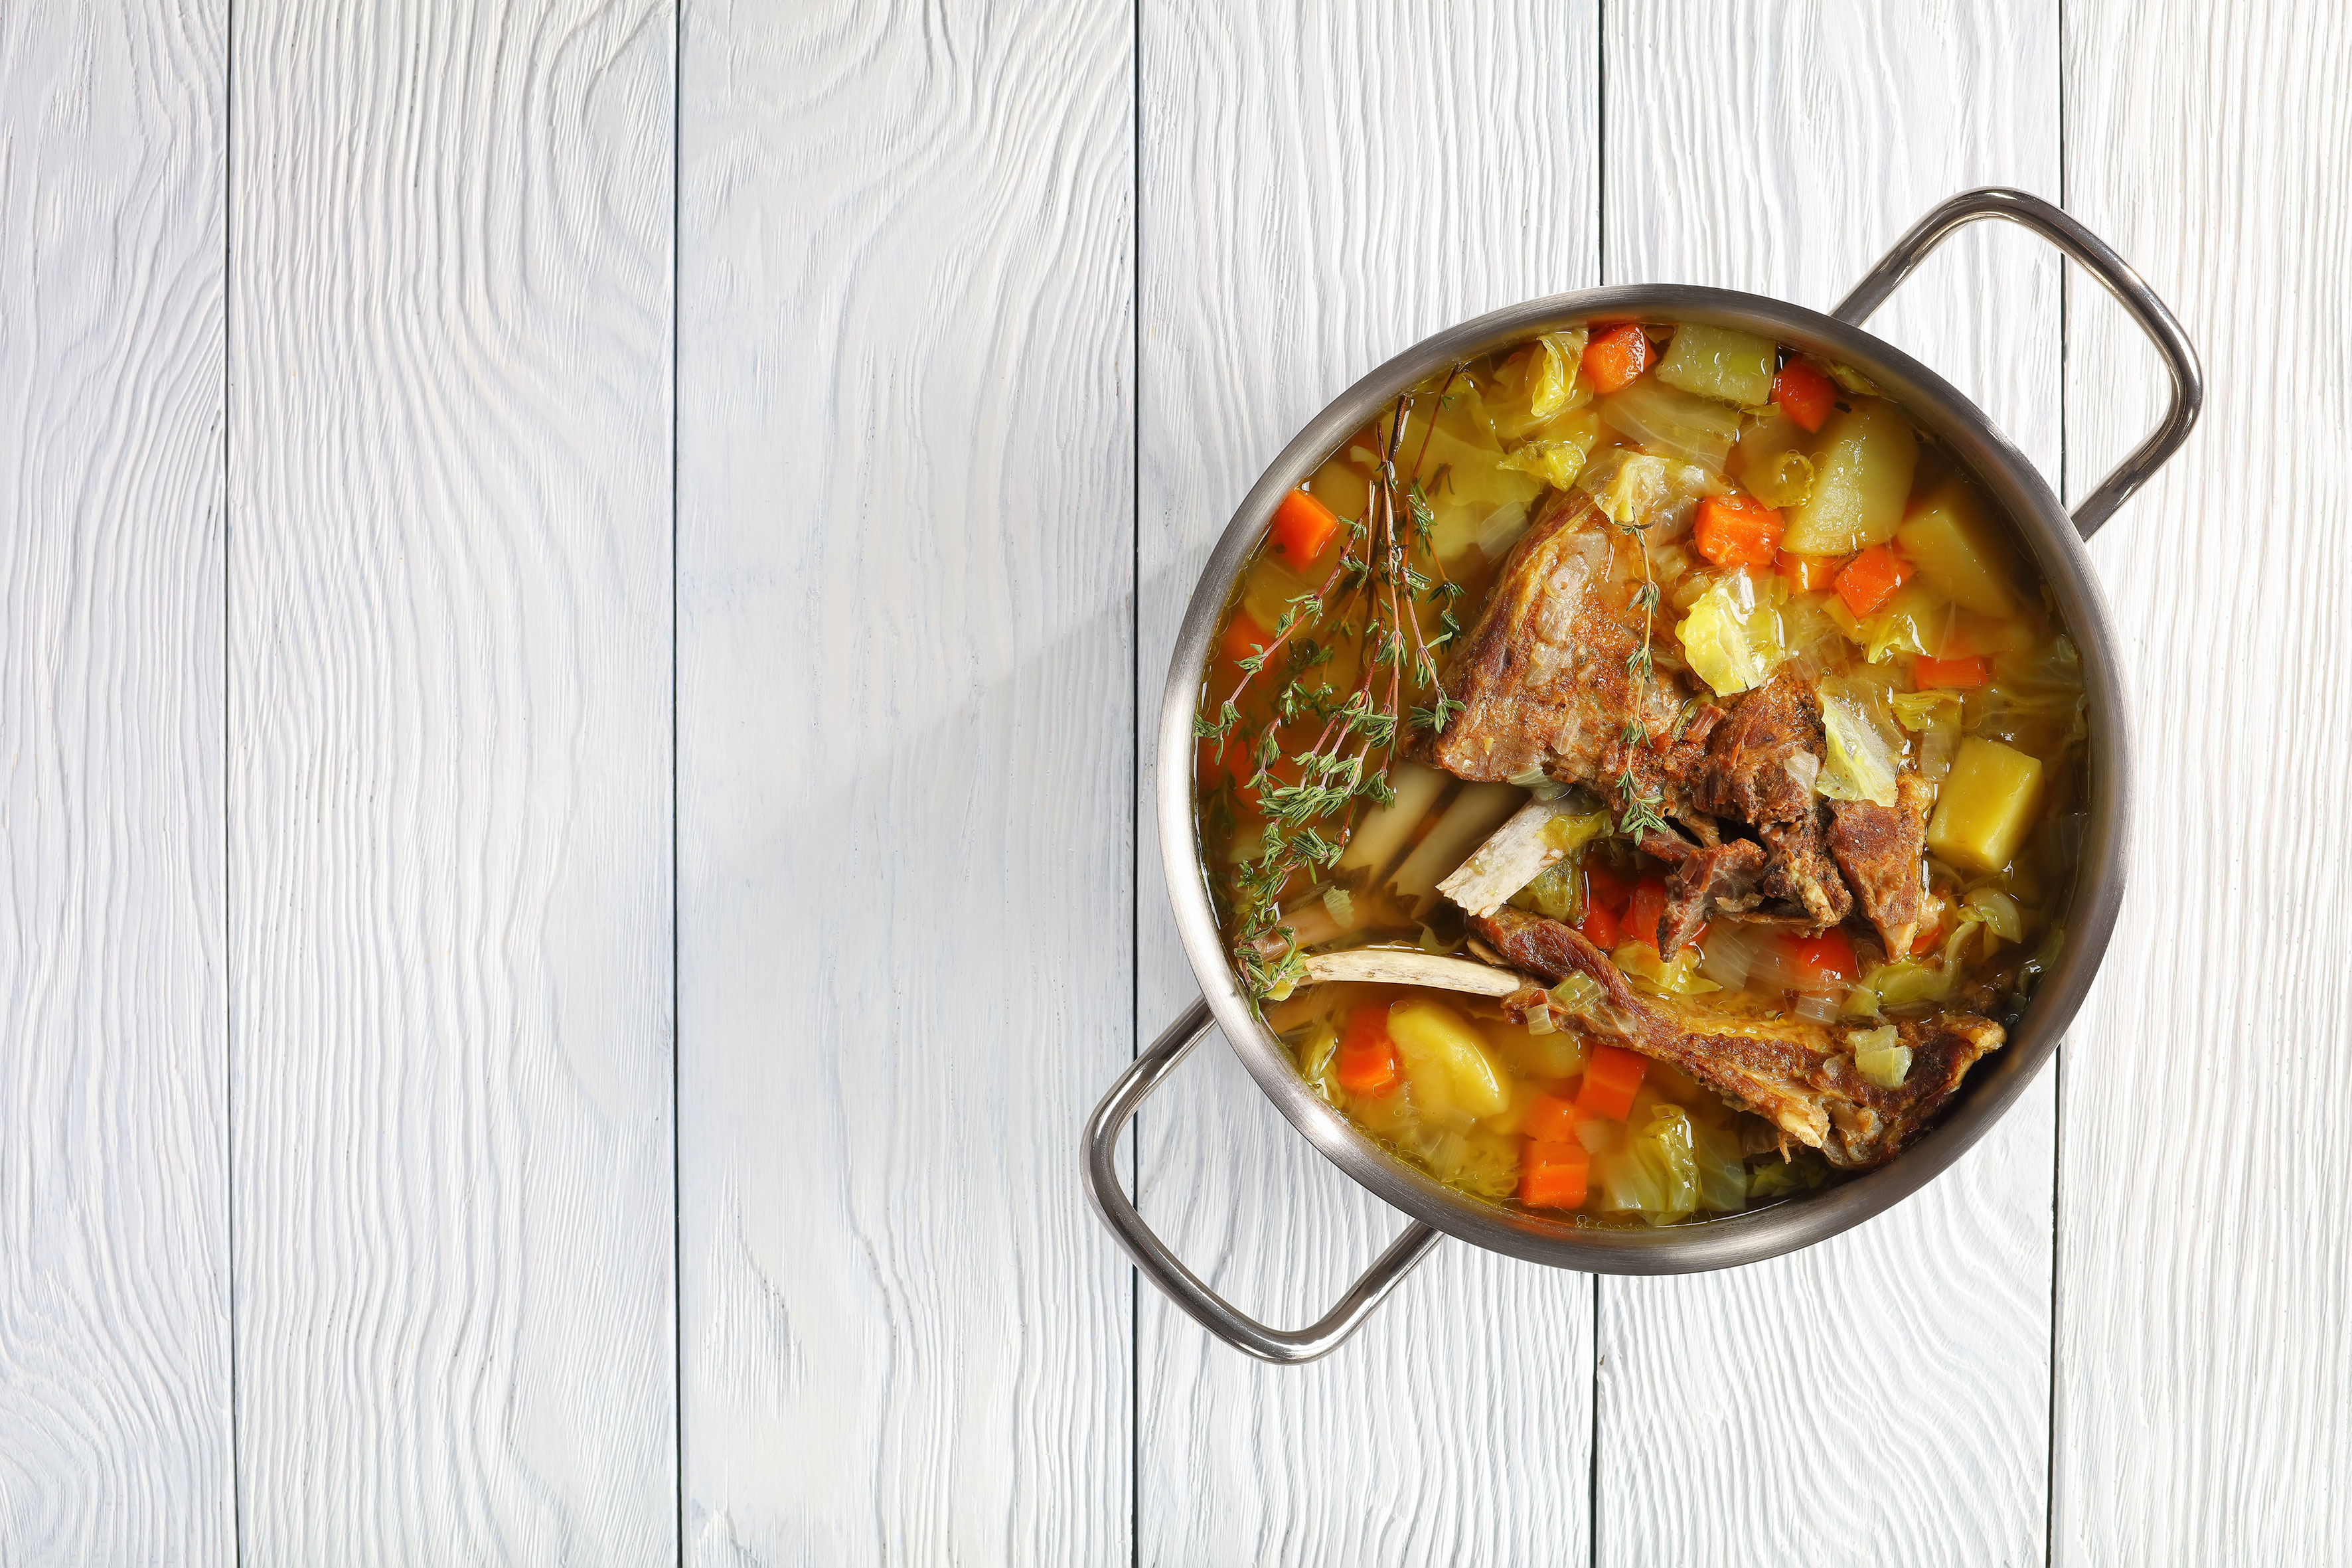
1083 997 1442 1364
1831 186 2202 541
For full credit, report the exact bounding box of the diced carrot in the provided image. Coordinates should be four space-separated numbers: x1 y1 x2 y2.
1519 1140 1591 1210
1522 1091 1581 1144
1693 493 1785 570
1335 1004 1401 1097
1913 652 1990 690
1216 610 1269 672
1579 900 1621 951
1581 322 1653 394
1627 876 1669 953
1777 928 1859 990
1772 358 1838 433
1834 543 1911 617
1269 487 1342 564
1584 861 1632 915
1778 551 1837 593
1576 1044 1647 1121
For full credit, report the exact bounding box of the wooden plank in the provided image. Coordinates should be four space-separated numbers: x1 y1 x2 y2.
2056 5 2352 1560
1137 3 1599 1558
673 3 1133 1560
1595 7 2061 1565
226 1 676 1558
0 1 232 1560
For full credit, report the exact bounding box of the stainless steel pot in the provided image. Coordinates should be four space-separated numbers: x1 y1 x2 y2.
1085 189 2200 1362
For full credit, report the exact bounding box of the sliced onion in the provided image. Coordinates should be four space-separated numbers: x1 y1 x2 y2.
1697 923 1762 990
1793 991 1843 1024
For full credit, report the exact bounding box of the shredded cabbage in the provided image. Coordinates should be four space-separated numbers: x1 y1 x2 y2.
1411 1127 1521 1200
1498 435 1593 491
1582 449 1728 539
1860 949 1970 1009
1964 887 2024 941
1542 809 1609 854
1677 569 1788 697
1291 1022 1340 1103
1749 1152 1830 1200
1596 378 1745 471
1487 330 1592 439
1860 583 1950 663
1968 635 2089 756
1892 688 1964 732
1817 674 1905 807
1511 859 1582 923
1690 1115 1751 1212
1579 449 1672 525
1593 1103 1700 1224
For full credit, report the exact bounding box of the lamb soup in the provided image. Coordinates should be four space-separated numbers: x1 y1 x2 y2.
1195 321 2084 1226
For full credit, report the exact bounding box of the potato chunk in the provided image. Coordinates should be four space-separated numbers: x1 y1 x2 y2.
1897 476 2021 616
1484 1016 1589 1083
1926 737 2046 874
1388 998 1512 1121
1781 399 1917 554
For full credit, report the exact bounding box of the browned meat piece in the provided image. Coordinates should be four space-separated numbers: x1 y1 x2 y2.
1415 489 1690 785
1472 907 2004 1168
1758 807 1853 926
1691 671 1822 825
1657 838 1767 956
1828 772 1934 956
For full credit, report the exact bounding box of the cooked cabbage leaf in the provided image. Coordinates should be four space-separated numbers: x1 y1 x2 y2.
1690 1115 1751 1212
1497 433 1593 491
1596 377 1745 471
1817 673 1905 807
1488 330 1592 441
1677 569 1788 697
1592 1103 1700 1225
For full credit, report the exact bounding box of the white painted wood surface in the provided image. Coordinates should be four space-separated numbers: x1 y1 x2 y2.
7 1 2352 1561
674 3 1133 1563
1597 7 2061 1565
1137 5 1600 1561
0 3 231 1563
2056 3 2352 1559
226 0 678 1559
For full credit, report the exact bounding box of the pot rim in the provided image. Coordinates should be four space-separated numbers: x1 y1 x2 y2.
1154 283 2132 1274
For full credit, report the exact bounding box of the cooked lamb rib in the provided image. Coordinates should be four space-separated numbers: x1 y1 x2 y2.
1757 807 1854 926
1827 772 1934 957
1415 489 1690 786
1470 907 2004 1169
1657 838 1767 956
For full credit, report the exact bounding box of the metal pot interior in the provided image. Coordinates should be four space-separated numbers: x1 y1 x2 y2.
1156 284 2130 1274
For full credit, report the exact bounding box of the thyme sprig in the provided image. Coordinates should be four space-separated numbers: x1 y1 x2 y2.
1609 510 1669 840
1200 368 1468 999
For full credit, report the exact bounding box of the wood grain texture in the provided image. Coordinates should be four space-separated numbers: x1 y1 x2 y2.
227 1 676 1559
1137 4 1599 1560
674 2 1133 1561
0 1 231 1561
2056 5 2352 1561
1597 7 2061 1565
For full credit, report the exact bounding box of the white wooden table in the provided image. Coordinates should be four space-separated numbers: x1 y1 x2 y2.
4 1 2345 1561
